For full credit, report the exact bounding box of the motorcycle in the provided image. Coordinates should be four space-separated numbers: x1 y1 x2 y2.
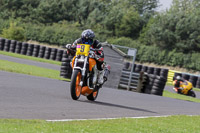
173 80 196 98
68 43 110 101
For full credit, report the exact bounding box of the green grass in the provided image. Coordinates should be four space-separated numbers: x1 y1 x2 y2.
0 59 69 81
0 115 200 133
0 50 61 65
163 90 200 103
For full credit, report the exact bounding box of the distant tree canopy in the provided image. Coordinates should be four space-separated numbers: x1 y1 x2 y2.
140 0 200 53
0 0 158 39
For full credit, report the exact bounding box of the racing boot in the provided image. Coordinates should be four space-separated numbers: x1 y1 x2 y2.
97 70 104 85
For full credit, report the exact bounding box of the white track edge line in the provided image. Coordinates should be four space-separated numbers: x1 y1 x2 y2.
47 115 196 122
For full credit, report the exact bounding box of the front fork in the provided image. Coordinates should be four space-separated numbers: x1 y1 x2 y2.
73 56 88 87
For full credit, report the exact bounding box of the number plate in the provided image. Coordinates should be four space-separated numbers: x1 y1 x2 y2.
76 44 90 56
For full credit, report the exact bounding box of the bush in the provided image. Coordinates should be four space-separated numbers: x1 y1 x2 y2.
24 22 82 45
1 22 26 41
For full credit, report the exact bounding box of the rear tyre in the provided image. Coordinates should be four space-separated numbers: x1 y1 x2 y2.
70 70 82 100
188 90 196 98
87 90 99 101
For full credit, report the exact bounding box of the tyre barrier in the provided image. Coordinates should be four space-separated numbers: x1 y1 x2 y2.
189 75 198 88
10 40 17 53
38 46 46 58
134 64 142 72
60 53 72 79
124 62 130 70
121 62 168 96
0 38 74 80
196 77 200 89
153 67 161 76
124 62 168 78
50 48 57 60
0 38 5 50
182 73 190 81
32 45 40 57
4 39 11 52
20 42 28 55
15 41 22 54
56 49 64 61
143 74 167 96
44 47 51 59
147 67 154 74
141 65 148 73
27 44 34 56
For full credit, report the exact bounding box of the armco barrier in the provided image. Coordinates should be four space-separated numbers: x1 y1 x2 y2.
118 69 147 92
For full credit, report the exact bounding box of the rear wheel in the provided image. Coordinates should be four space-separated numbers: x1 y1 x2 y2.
87 86 99 101
188 90 196 98
70 70 82 100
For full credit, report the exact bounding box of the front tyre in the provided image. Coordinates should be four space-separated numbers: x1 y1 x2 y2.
70 69 82 100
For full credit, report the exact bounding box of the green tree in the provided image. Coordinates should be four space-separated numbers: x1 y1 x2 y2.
1 22 25 41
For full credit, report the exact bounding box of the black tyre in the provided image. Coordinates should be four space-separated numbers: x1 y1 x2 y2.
154 68 161 76
15 42 22 54
189 75 198 87
20 42 28 55
151 89 163 96
32 45 40 57
87 89 99 101
182 74 190 80
10 40 16 53
0 38 5 50
160 69 169 79
147 67 154 74
27 44 34 56
4 39 11 52
70 69 82 100
188 90 196 98
135 64 142 72
124 62 130 70
141 66 148 72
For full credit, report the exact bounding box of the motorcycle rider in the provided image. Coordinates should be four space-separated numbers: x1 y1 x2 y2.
173 75 185 93
66 29 106 86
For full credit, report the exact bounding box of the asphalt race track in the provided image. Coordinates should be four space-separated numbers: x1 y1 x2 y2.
0 55 200 120
1 70 200 120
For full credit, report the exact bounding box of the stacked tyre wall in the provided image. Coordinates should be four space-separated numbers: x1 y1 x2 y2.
0 38 72 79
122 62 168 96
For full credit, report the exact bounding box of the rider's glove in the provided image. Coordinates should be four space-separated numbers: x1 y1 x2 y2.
66 44 71 49
94 54 101 60
89 51 95 58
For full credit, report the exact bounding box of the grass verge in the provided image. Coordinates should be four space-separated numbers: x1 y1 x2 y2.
0 51 61 65
163 90 200 103
0 59 69 81
0 115 200 133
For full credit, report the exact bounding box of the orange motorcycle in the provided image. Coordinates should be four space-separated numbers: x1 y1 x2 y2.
69 43 110 101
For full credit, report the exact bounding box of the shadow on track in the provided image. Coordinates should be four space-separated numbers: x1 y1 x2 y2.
79 100 157 114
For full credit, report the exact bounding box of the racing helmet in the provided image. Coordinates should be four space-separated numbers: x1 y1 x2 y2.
81 29 95 44
176 75 182 81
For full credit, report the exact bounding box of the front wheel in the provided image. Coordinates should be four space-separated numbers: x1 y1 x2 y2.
70 69 82 100
188 90 196 98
